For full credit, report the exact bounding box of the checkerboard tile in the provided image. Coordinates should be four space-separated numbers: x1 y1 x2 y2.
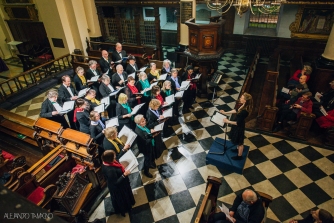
8 51 334 223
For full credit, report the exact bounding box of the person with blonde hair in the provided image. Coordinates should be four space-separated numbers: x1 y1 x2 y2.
116 93 133 130
161 59 172 74
103 126 130 160
221 93 253 160
147 62 160 83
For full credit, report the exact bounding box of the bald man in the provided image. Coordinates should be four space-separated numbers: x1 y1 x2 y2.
212 189 264 223
98 50 114 78
112 42 127 68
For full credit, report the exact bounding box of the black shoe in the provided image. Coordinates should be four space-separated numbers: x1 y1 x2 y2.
231 155 243 160
273 125 281 133
144 171 153 178
231 148 238 153
150 163 156 169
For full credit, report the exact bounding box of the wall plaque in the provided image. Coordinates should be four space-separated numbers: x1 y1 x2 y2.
181 1 192 24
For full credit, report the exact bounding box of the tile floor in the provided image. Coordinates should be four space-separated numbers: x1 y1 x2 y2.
7 50 334 223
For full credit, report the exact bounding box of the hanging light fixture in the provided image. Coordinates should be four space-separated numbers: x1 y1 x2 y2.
205 0 282 16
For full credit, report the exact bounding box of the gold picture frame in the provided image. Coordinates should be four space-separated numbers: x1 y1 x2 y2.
289 6 334 40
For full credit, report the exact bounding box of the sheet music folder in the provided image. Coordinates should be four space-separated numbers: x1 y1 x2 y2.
210 111 228 128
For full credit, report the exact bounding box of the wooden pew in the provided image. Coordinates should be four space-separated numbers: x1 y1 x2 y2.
0 149 26 177
191 176 222 223
70 54 102 73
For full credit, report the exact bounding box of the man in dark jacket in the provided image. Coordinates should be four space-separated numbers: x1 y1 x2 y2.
211 189 264 223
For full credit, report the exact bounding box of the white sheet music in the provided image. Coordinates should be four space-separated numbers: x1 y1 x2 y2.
141 82 158 93
94 104 105 113
174 91 184 98
211 111 227 127
109 87 124 96
54 101 75 114
105 117 119 127
88 76 99 82
139 66 147 72
101 96 110 108
315 92 322 102
154 123 164 132
281 87 290 94
131 103 145 115
119 150 139 172
180 81 190 91
162 108 173 118
192 73 202 80
118 125 137 146
128 73 136 79
78 88 90 97
162 95 175 107
158 74 167 81
219 204 234 222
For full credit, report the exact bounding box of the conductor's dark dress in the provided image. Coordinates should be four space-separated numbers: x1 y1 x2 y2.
101 164 135 215
229 109 249 146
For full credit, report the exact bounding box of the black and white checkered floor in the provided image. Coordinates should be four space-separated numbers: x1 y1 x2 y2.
10 50 334 223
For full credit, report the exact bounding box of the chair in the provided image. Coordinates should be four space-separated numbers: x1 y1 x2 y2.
257 191 273 223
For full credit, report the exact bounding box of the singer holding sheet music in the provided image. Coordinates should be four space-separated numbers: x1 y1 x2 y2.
125 55 138 80
101 150 135 217
73 98 91 134
220 93 253 160
116 93 134 130
84 89 100 111
103 126 130 161
99 74 117 118
182 66 197 111
89 111 105 159
73 66 92 92
134 114 158 178
147 63 160 84
112 64 128 88
40 90 69 128
124 76 142 108
161 59 172 75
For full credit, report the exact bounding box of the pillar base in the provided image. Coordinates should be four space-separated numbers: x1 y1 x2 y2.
175 44 188 52
317 56 334 70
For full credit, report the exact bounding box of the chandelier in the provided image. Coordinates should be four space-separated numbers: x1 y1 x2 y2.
205 0 282 16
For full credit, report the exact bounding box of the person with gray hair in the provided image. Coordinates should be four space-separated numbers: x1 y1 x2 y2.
40 89 69 128
86 60 102 98
99 74 117 118
98 50 114 77
112 64 128 88
211 189 264 223
134 114 158 178
161 59 172 74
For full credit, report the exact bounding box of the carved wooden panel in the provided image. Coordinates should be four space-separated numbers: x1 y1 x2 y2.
189 32 198 47
202 34 214 49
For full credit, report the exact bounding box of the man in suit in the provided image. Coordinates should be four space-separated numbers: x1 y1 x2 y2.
112 42 127 69
58 75 78 129
98 50 114 78
40 90 69 128
125 55 138 81
86 60 102 99
112 64 128 89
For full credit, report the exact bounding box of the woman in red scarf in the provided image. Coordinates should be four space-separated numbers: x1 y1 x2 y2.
73 98 90 134
124 76 142 108
101 150 135 217
151 85 168 111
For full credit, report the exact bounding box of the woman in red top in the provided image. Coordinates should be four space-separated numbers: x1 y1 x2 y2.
151 85 168 111
287 65 312 87
124 76 142 108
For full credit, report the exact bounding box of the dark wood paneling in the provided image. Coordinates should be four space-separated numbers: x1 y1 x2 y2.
161 30 178 46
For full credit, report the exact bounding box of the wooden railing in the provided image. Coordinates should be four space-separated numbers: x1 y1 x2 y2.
0 54 72 102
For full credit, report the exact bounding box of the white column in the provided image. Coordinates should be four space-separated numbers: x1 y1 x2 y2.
322 24 334 60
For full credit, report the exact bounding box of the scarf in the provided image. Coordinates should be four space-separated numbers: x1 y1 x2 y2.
150 70 160 79
140 79 150 97
107 138 124 153
164 89 171 96
79 75 87 85
137 124 155 146
85 95 101 105
127 83 141 104
103 161 125 173
236 201 250 222
122 103 133 120
73 108 84 122
156 94 164 105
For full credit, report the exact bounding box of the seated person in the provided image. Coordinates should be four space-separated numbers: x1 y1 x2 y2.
316 109 334 129
102 126 130 160
313 80 334 117
274 91 313 132
289 209 333 223
287 65 312 87
210 189 264 223
278 84 306 107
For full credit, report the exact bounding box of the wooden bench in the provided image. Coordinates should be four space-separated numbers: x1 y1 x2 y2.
191 176 222 223
240 49 261 96
0 149 26 177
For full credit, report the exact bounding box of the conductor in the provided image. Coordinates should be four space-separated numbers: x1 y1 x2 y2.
220 93 253 160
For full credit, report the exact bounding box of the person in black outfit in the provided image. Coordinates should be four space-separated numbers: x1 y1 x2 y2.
98 50 114 78
112 42 127 69
102 126 130 160
181 66 197 110
84 89 100 112
134 114 158 178
221 93 253 160
313 80 334 117
112 64 128 89
146 99 166 159
168 68 181 92
99 74 117 118
86 60 102 99
124 76 142 108
90 111 105 160
101 150 135 217
116 93 134 131
161 59 172 75
73 66 91 92
73 98 90 134
58 75 78 129
125 55 138 81
210 189 264 223
289 209 333 223
40 90 69 128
